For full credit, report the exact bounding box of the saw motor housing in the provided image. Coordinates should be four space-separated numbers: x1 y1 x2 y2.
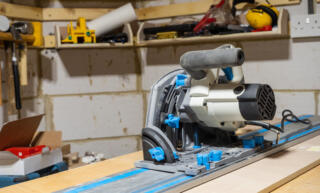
142 44 276 163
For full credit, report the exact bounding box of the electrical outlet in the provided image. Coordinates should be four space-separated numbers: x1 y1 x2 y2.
291 14 320 38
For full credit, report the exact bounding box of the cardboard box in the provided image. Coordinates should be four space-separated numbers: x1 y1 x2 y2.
0 115 63 175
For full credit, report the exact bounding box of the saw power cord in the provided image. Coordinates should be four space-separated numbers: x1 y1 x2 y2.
280 109 311 130
245 109 312 144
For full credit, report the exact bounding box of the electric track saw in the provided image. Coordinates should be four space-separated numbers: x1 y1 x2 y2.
58 44 320 193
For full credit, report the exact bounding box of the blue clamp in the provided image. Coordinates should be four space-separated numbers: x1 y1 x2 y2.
197 154 203 166
173 151 179 159
254 136 264 146
197 153 211 170
242 138 256 148
164 114 180 128
148 147 165 162
175 74 187 88
209 150 223 162
222 67 234 81
203 154 210 170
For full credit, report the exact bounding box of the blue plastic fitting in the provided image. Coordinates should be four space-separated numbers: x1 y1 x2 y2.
175 74 187 88
197 153 211 170
209 150 223 162
242 138 256 148
254 136 264 146
203 154 210 170
222 67 234 81
173 151 179 159
193 127 201 148
164 114 180 128
197 154 203 166
148 147 165 162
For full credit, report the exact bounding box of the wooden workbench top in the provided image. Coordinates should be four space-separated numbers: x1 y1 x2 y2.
2 135 320 193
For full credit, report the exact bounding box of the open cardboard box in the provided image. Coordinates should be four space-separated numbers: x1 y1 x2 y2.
0 115 63 175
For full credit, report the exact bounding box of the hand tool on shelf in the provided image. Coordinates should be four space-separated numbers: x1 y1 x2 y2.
97 32 128 43
62 17 96 44
143 23 197 40
193 0 228 33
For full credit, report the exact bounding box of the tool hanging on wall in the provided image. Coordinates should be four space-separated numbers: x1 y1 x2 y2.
0 16 42 111
8 22 34 110
9 42 21 110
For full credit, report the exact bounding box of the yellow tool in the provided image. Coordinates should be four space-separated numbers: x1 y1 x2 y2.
246 4 279 29
31 22 43 47
62 17 96 44
156 31 178 39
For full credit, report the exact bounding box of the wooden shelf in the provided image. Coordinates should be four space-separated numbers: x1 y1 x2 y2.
55 23 134 49
136 9 289 47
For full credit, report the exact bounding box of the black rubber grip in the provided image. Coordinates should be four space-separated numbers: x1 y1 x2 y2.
12 64 22 110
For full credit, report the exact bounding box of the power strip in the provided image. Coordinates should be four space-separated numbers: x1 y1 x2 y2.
291 14 320 38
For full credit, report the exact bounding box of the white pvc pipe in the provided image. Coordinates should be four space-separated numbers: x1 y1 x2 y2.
87 3 137 37
0 15 10 32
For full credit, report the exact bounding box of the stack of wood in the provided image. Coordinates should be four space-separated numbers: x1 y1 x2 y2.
61 144 80 167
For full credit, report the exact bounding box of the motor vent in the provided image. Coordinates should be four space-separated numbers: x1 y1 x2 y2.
238 84 276 121
256 85 276 120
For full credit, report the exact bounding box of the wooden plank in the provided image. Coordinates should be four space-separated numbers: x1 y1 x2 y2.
0 1 300 22
61 144 71 155
4 44 16 115
43 35 56 48
185 135 320 193
42 7 112 21
2 134 320 193
19 43 28 86
272 164 320 193
0 151 143 193
0 2 42 21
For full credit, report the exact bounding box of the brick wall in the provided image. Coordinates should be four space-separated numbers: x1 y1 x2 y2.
0 0 319 158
